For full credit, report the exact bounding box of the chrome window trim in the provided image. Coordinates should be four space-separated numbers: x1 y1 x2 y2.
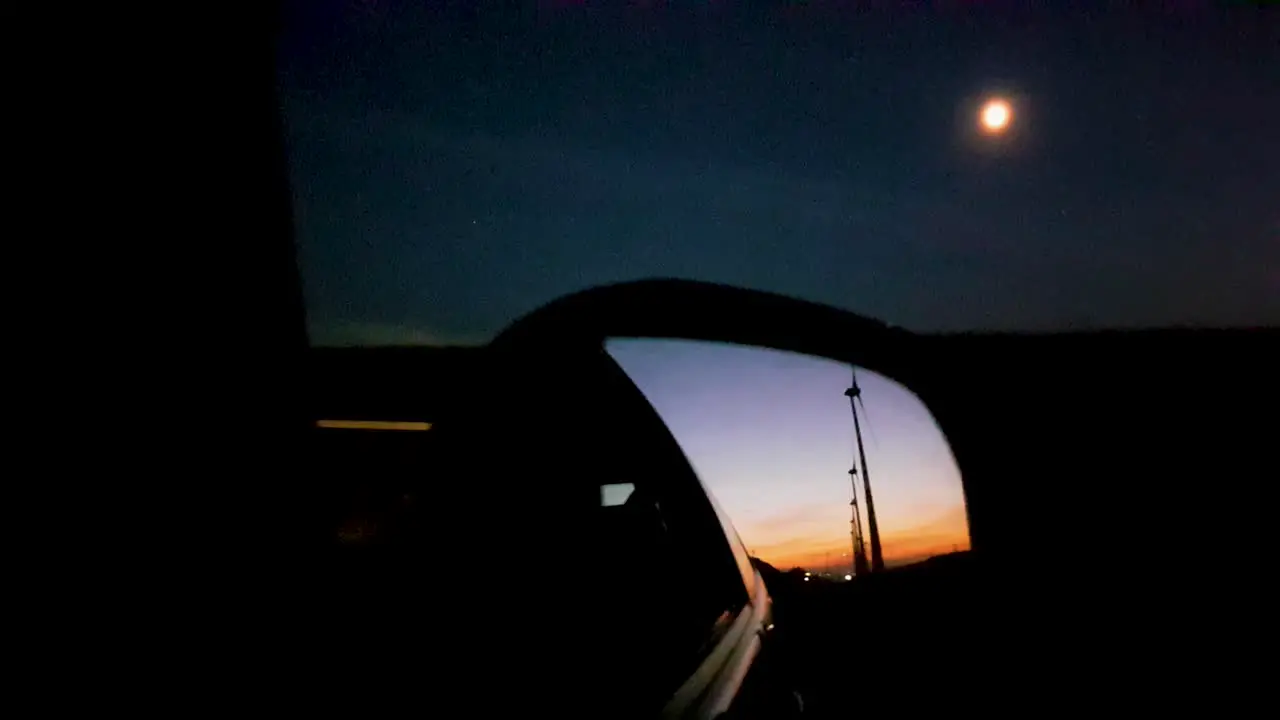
661 571 771 720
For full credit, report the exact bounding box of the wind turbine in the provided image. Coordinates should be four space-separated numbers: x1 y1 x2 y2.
845 367 884 572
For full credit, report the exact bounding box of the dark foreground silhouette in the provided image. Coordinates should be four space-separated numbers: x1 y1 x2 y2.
754 553 989 714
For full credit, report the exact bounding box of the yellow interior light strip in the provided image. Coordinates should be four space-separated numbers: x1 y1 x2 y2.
315 420 432 431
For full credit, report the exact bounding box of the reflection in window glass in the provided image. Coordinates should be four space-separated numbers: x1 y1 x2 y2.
607 338 970 576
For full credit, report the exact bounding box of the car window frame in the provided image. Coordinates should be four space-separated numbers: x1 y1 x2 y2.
595 348 754 614
704 487 760 605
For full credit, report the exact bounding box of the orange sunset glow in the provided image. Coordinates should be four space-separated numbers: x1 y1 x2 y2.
744 506 971 572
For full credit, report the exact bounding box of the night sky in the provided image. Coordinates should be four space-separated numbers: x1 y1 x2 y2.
278 1 1278 346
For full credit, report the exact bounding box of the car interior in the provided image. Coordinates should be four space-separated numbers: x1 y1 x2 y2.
160 3 1278 715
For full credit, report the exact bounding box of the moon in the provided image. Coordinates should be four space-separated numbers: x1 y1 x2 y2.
980 98 1012 133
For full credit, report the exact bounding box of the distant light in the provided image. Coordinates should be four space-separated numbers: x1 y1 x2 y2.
316 420 432 431
804 577 810 582
804 571 811 577
980 98 1012 134
844 574 853 581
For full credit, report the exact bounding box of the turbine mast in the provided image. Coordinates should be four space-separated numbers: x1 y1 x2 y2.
849 468 870 577
846 368 884 572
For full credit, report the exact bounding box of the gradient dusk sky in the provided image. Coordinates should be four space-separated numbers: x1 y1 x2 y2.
607 339 969 572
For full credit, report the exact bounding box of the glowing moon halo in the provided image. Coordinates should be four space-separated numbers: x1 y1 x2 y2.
980 98 1012 134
